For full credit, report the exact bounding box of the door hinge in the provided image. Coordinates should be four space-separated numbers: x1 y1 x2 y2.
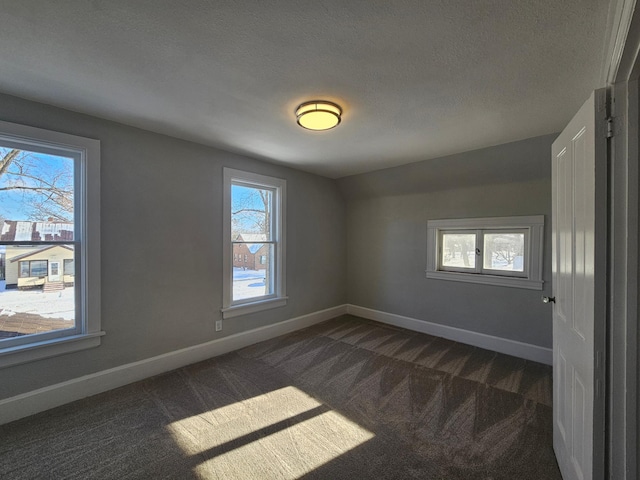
606 117 614 138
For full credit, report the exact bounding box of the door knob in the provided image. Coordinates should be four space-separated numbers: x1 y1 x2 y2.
542 296 556 304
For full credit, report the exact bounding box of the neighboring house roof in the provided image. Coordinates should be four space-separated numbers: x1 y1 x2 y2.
234 233 267 254
1 220 74 242
237 233 267 242
247 244 265 254
8 245 74 262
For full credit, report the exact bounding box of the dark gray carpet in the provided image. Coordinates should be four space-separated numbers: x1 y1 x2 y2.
0 315 561 479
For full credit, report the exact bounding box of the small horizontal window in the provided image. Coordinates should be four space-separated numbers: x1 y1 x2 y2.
426 216 544 290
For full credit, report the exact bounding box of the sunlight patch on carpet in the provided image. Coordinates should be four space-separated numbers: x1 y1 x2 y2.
166 385 374 478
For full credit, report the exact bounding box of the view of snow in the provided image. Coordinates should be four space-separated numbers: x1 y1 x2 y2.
0 281 75 320
233 267 268 300
442 252 477 269
443 252 524 272
233 268 265 281
0 267 267 319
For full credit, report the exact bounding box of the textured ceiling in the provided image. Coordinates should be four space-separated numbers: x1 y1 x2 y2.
0 1 611 178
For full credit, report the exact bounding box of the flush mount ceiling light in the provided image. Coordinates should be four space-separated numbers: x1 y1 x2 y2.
295 101 342 131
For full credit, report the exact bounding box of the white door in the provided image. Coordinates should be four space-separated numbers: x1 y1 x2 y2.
48 261 61 282
551 90 607 480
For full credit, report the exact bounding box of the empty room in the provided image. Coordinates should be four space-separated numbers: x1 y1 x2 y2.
0 2 637 479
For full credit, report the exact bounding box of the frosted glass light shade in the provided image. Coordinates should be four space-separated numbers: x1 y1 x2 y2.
295 101 342 131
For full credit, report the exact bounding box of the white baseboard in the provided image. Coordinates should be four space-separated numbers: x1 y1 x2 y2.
0 303 550 426
347 304 552 365
0 304 348 426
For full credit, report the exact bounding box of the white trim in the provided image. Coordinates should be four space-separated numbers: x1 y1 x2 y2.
426 215 544 229
609 78 640 477
0 302 554 425
222 296 289 319
425 271 543 290
0 305 347 426
603 0 638 84
0 332 105 369
346 304 552 365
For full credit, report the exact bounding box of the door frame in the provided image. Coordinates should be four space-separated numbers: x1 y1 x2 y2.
603 1 640 478
48 260 61 282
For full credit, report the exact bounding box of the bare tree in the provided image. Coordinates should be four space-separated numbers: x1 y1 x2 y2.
485 234 524 267
0 148 73 222
231 187 271 237
444 235 475 267
231 185 272 292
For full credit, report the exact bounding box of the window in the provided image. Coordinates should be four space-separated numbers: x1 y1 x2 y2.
426 216 544 289
0 121 101 368
18 260 48 278
63 258 74 276
222 168 286 318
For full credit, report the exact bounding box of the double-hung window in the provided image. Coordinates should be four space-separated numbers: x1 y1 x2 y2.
222 168 286 318
426 216 544 289
0 121 101 368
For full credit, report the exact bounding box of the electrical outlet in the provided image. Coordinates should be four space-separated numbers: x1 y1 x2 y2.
215 319 223 332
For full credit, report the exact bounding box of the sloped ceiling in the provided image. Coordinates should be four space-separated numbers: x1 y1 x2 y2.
0 1 612 178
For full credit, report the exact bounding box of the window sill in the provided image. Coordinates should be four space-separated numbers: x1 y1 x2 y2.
426 270 543 290
0 331 105 369
222 297 288 319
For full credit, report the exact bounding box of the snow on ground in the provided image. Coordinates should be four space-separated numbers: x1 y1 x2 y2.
233 267 267 301
233 268 265 281
0 268 267 319
0 283 75 320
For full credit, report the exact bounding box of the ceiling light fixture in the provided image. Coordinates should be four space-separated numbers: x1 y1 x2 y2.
295 101 342 131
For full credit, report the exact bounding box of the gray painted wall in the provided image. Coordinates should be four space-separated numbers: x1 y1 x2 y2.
339 135 556 348
0 92 556 403
0 93 347 400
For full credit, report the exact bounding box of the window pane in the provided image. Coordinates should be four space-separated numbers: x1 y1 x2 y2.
483 233 525 272
232 243 273 301
0 148 74 228
19 261 29 277
441 233 476 268
30 260 47 277
0 244 75 339
0 145 77 342
231 184 273 241
64 258 74 275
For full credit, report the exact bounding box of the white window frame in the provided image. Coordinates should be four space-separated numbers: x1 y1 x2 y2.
222 168 287 319
426 215 544 290
0 121 102 368
437 229 479 274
